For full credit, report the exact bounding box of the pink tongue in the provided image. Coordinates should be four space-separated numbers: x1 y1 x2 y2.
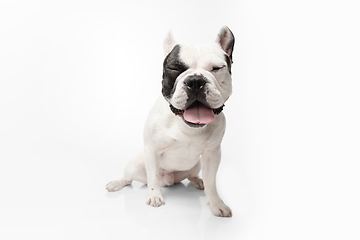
183 102 215 124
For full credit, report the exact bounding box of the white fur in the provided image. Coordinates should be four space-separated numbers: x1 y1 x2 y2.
163 30 176 56
106 28 234 217
168 43 232 110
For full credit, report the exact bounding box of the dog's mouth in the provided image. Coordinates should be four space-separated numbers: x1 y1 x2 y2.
170 101 224 128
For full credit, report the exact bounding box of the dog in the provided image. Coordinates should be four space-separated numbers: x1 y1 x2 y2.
106 26 235 217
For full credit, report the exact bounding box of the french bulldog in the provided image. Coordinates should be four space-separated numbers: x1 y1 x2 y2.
106 26 235 217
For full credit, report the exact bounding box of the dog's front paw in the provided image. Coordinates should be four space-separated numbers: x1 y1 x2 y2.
146 194 165 207
209 201 232 217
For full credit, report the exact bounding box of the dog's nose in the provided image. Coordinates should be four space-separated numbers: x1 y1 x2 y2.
185 76 206 92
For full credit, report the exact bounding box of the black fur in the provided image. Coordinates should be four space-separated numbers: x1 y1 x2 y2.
162 45 189 99
225 54 232 74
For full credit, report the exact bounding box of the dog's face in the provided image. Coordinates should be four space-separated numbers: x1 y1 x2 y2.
161 27 235 128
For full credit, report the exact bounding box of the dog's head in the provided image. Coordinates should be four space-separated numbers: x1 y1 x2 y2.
161 26 235 128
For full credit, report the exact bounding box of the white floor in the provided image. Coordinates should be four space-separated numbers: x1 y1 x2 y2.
1 0 360 239
0 142 261 240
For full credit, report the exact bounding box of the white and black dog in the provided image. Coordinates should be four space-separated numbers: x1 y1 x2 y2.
106 26 235 217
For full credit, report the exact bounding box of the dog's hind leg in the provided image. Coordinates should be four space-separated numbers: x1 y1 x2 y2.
106 178 132 192
173 161 204 190
187 161 204 190
106 151 147 192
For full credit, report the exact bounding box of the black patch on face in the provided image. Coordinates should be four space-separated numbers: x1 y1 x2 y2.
162 45 189 99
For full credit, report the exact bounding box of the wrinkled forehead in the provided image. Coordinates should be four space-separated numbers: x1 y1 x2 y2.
179 43 227 68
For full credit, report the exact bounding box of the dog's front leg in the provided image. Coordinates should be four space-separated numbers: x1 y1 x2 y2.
201 147 232 217
144 147 164 207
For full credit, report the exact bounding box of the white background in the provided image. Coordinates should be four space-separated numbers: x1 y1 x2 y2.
0 0 359 239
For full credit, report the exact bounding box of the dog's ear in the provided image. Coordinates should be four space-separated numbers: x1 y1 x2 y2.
163 30 177 56
215 26 235 62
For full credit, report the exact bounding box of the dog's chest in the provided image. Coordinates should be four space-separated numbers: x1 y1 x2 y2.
158 141 204 171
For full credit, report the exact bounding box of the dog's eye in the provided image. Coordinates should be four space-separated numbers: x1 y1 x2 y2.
211 66 225 72
166 65 183 73
167 67 180 72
